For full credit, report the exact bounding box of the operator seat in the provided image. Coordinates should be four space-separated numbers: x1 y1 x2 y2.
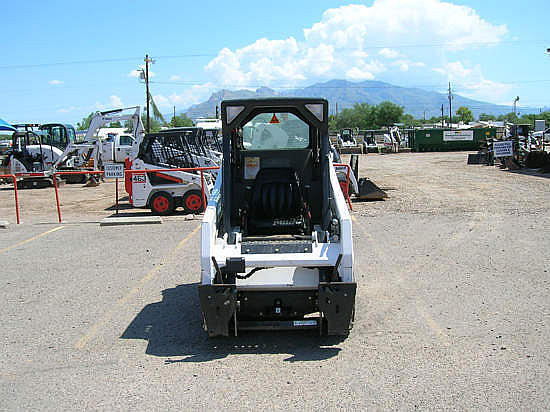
246 167 306 235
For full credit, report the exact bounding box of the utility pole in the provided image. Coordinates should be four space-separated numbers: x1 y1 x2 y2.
336 102 339 116
173 106 176 124
448 82 453 129
423 111 426 122
144 54 153 132
441 104 445 128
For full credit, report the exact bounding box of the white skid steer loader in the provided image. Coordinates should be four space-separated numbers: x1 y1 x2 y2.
128 128 216 215
199 98 357 337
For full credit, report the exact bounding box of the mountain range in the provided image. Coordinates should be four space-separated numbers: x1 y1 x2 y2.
178 79 532 120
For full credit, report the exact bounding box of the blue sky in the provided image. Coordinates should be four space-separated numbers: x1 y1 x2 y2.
1 0 549 125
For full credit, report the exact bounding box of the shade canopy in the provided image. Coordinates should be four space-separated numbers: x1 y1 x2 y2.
0 117 15 132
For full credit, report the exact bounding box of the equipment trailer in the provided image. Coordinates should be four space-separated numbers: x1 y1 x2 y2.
199 98 357 337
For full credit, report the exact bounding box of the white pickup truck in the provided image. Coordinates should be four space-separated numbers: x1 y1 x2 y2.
101 133 136 163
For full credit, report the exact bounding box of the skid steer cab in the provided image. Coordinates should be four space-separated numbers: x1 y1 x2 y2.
199 98 357 337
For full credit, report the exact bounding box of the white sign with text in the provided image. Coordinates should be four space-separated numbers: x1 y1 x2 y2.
493 141 514 158
104 163 124 179
443 130 474 141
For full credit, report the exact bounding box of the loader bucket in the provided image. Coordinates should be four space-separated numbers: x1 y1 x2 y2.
356 177 388 200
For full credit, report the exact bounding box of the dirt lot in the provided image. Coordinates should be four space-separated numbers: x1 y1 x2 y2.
1 151 548 224
1 151 549 410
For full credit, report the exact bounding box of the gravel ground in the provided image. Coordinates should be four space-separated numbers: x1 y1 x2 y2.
0 151 549 410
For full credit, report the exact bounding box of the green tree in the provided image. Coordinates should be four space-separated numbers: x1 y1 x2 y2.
329 103 376 131
142 110 163 132
429 116 445 126
107 121 122 128
401 113 426 127
77 112 94 130
456 106 474 124
124 120 133 132
478 113 496 121
497 112 519 124
374 101 404 127
141 93 167 132
328 114 339 131
170 113 193 127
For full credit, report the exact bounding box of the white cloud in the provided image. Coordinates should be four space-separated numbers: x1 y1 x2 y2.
128 65 155 78
378 48 400 59
48 80 64 85
433 61 511 102
169 75 181 81
392 59 425 72
346 67 375 80
95 95 124 111
303 1 507 48
153 83 217 110
203 0 507 89
109 95 123 108
128 69 141 78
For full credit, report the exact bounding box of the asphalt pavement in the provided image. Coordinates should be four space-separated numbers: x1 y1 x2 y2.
1 153 549 410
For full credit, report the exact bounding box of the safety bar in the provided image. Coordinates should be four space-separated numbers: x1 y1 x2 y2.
333 163 353 210
53 166 220 223
0 174 20 224
15 172 47 177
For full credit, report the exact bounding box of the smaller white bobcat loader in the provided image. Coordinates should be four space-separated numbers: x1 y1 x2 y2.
199 98 357 336
127 128 216 215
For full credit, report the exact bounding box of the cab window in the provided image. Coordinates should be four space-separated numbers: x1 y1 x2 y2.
67 127 76 143
119 135 134 146
242 112 309 150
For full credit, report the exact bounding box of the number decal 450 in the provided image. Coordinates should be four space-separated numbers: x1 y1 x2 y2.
132 173 146 183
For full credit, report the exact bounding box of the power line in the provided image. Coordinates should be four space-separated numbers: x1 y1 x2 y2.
0 56 143 70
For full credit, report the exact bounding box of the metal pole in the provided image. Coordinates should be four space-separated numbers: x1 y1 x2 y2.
53 172 62 223
116 178 119 215
145 54 150 133
441 104 444 128
200 170 206 212
7 175 20 224
345 165 352 210
448 82 452 129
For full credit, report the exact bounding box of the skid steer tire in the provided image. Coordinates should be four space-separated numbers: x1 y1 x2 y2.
150 191 175 216
182 190 205 214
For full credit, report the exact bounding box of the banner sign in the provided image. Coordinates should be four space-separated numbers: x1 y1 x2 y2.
443 130 474 141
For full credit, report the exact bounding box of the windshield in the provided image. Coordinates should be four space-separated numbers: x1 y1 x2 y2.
242 112 309 150
67 127 76 143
